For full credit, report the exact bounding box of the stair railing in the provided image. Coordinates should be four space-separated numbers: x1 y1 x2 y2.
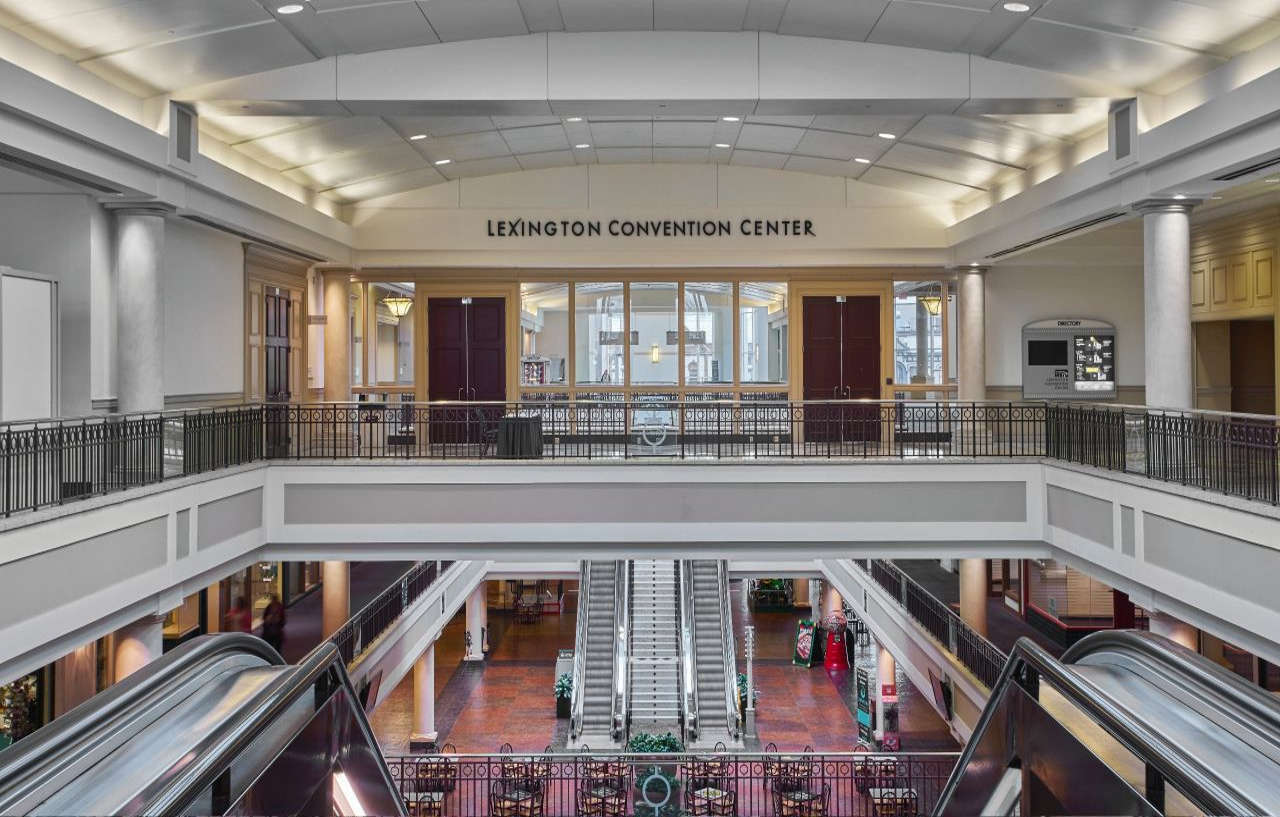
717 560 743 738
610 560 631 742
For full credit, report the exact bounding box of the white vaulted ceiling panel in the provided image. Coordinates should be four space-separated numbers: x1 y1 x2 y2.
653 147 711 162
81 22 316 94
235 117 404 170
809 115 920 138
516 150 577 170
654 0 748 31
326 166 449 203
783 154 867 178
558 0 654 32
283 142 427 189
594 147 653 163
204 115 336 145
9 0 270 61
741 0 789 31
319 3 440 52
413 130 513 162
729 150 788 169
866 0 987 53
591 120 653 148
793 130 888 162
907 115 1053 166
418 0 529 42
778 0 889 41
387 116 497 138
653 120 716 146
734 123 804 153
858 165 982 199
516 0 567 31
880 142 1007 188
1036 0 1280 55
500 124 571 153
440 155 523 178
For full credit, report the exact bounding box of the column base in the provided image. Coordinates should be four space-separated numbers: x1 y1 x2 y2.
410 733 439 754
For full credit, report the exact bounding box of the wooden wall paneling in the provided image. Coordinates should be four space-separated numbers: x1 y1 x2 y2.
1229 253 1253 310
1211 257 1229 309
1255 248 1274 308
1190 261 1208 314
246 279 263 401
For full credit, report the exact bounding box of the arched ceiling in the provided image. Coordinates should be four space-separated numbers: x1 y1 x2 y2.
2 0 1278 207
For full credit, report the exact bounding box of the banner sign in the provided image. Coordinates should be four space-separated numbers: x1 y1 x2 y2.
793 619 817 667
856 667 875 745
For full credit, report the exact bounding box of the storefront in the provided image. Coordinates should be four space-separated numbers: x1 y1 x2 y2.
332 271 960 405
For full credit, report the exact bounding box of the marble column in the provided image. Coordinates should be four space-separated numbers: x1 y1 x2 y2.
465 584 486 661
113 613 165 682
809 579 821 624
110 204 172 413
821 584 843 623
1137 199 1199 409
410 641 437 752
322 561 350 639
874 645 896 741
956 267 987 403
1149 611 1198 651
914 299 930 383
322 270 351 401
959 559 988 637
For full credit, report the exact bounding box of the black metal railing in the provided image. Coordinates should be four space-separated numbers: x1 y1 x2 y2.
385 749 958 817
862 560 1007 689
327 560 455 665
2 399 1278 517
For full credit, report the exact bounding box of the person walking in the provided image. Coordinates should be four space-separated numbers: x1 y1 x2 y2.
223 596 252 633
262 594 286 654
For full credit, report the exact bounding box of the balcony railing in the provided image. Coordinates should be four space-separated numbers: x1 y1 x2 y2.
862 560 1007 690
326 560 455 666
384 749 958 817
1 399 1277 516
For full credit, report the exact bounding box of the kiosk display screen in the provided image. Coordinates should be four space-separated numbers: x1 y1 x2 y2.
1028 340 1069 367
1073 334 1115 391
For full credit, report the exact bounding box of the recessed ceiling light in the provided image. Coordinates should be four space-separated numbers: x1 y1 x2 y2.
574 143 591 149
969 261 980 267
408 133 428 141
721 116 740 122
878 132 896 140
1173 193 1186 200
1003 2 1031 11
854 157 871 164
1265 177 1280 183
565 117 583 123
434 159 451 165
714 143 731 149
276 3 305 13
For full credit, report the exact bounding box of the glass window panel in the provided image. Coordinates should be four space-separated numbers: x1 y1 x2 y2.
894 281 943 385
575 283 625 385
370 282 414 384
520 283 569 385
740 282 788 383
349 282 364 386
630 282 678 386
684 282 732 384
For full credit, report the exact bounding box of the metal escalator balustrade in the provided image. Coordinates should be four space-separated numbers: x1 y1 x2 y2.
571 560 622 743
686 559 741 744
935 630 1280 817
628 559 681 736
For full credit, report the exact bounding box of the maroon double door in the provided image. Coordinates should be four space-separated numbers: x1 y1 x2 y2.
802 296 881 442
427 297 506 443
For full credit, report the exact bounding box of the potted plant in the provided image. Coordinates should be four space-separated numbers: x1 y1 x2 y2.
554 672 573 718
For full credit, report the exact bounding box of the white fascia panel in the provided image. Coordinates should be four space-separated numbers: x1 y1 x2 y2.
187 57 347 116
963 55 1132 115
339 34 551 115
548 31 758 114
757 33 969 115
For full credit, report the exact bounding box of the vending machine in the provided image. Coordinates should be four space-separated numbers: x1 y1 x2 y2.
1021 318 1117 400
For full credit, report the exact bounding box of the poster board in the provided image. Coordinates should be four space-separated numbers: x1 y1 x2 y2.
792 619 817 667
856 667 875 745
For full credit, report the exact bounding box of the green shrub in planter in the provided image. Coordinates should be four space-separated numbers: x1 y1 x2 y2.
554 673 573 718
626 732 685 754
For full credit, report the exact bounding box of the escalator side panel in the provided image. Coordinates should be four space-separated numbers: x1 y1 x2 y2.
940 685 1012 817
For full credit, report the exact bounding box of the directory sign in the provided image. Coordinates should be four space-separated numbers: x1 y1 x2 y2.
856 667 875 746
1022 318 1117 399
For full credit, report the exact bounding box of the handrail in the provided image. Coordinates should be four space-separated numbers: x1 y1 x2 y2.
0 634 282 813
142 642 405 817
676 560 699 744
716 560 742 739
568 560 591 739
611 560 631 742
322 560 455 666
932 634 1262 817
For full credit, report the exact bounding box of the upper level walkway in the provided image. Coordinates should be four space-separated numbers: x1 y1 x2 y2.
2 400 1278 686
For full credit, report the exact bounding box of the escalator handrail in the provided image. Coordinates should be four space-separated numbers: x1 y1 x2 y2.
0 633 283 813
611 560 631 742
716 560 742 738
142 641 405 817
1061 629 1280 748
677 560 700 743
568 560 591 739
932 634 1259 817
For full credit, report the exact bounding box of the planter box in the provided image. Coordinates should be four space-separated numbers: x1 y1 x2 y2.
556 697 571 718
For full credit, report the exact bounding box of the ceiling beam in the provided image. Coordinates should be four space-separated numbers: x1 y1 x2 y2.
177 32 1132 118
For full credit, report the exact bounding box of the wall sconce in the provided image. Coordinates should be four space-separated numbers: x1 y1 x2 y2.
650 343 662 364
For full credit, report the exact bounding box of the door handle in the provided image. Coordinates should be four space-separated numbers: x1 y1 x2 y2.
458 388 464 401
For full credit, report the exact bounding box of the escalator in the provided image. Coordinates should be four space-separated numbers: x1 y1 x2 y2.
684 559 741 747
570 560 625 745
935 630 1280 816
0 633 404 816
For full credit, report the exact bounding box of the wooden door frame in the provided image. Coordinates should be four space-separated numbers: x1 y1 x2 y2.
244 245 307 405
415 282 520 403
788 280 894 403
